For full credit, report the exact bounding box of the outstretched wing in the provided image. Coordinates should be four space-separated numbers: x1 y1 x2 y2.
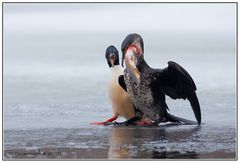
151 61 201 125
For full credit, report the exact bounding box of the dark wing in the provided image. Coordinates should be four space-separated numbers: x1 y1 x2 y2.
118 75 127 92
151 61 201 125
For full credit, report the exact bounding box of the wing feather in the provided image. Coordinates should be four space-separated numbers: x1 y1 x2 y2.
151 61 201 124
118 75 127 92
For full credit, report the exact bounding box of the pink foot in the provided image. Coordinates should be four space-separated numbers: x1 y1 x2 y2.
135 120 155 126
90 115 118 125
90 122 105 125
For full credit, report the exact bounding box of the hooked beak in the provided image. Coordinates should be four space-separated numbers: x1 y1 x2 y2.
122 45 141 67
122 47 132 67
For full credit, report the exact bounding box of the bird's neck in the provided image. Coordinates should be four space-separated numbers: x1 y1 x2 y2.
125 56 141 83
136 57 150 73
110 65 122 76
111 65 121 69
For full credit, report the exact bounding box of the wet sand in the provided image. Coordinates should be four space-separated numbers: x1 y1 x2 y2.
3 124 236 160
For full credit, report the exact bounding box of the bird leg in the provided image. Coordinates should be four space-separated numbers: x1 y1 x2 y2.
113 116 141 127
113 109 143 127
90 115 118 125
135 118 155 126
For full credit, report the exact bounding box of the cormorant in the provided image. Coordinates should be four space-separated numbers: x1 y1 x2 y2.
119 33 201 125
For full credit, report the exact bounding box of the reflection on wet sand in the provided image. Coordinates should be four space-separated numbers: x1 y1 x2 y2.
3 124 236 159
107 124 200 159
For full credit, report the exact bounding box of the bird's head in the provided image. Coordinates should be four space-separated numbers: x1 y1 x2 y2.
105 45 120 68
121 33 144 67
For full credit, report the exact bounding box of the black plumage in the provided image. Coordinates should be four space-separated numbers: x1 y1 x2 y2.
120 33 201 125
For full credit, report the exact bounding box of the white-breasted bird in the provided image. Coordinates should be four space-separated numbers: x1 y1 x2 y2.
91 45 138 125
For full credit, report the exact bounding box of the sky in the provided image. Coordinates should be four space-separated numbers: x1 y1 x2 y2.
3 3 236 34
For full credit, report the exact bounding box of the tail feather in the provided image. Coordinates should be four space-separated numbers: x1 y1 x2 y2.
188 92 201 125
166 113 198 125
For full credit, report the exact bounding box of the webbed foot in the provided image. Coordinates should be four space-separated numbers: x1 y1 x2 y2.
135 120 155 126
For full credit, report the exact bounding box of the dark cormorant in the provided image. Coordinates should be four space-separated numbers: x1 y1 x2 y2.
119 33 201 125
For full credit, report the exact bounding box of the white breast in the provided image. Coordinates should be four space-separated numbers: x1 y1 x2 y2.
108 66 135 120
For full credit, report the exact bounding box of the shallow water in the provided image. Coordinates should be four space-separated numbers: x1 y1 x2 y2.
3 3 237 160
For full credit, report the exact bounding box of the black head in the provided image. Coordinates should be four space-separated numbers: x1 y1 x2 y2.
105 45 119 68
121 33 144 67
